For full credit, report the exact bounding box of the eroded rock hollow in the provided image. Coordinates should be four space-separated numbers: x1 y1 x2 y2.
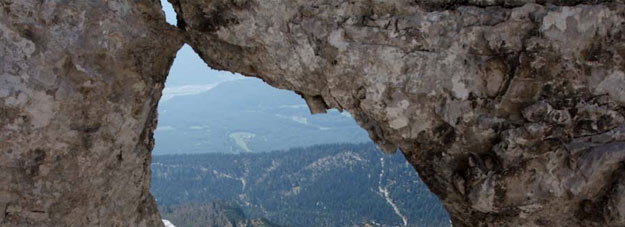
2 0 625 226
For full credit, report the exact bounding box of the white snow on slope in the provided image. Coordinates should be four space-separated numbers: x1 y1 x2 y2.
378 157 408 226
162 219 176 227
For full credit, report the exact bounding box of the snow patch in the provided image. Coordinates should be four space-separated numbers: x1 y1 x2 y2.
377 157 408 226
162 219 176 227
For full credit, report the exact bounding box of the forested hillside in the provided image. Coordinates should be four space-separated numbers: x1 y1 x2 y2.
160 201 279 227
151 143 449 226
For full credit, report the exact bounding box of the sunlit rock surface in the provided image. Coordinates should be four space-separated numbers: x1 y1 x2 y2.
1 0 625 226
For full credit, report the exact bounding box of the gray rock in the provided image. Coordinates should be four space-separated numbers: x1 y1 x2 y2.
0 0 182 226
2 0 625 226
173 0 625 226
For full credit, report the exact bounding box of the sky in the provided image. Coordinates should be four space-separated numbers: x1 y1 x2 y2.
161 0 177 25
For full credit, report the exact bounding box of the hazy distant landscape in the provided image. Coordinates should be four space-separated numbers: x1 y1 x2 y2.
152 143 450 227
154 77 370 155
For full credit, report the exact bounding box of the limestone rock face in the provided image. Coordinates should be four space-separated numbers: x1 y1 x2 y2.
173 0 625 226
0 0 182 226
2 0 625 226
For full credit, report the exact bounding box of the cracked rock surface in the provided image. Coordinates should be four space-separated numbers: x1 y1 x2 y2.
173 0 625 226
0 0 182 226
2 0 625 226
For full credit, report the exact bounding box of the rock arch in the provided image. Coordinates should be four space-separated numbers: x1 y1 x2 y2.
1 0 625 226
